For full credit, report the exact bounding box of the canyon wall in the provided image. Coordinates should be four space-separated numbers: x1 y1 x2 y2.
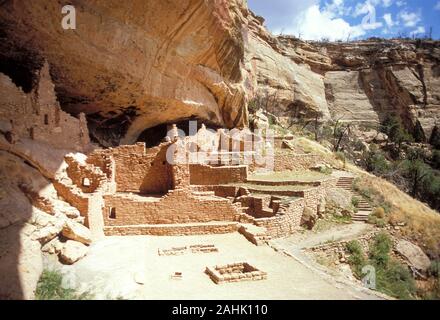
0 0 250 145
0 0 438 143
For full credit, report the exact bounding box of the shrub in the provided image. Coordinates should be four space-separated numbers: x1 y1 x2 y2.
346 240 367 277
372 207 386 219
428 260 440 278
376 260 416 300
335 151 346 162
429 126 440 149
369 232 392 268
367 215 387 228
431 150 440 170
351 196 360 207
319 166 333 175
36 270 91 300
381 115 414 146
364 149 391 175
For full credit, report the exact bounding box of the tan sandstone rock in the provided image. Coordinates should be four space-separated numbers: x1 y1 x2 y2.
62 220 92 245
0 0 249 145
301 207 318 230
60 240 88 265
395 239 431 272
0 223 43 300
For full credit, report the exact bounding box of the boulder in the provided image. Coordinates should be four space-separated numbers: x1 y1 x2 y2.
326 188 352 210
62 220 92 245
30 209 65 244
395 239 431 272
41 237 64 255
32 225 63 244
317 196 326 217
301 207 318 230
60 240 88 265
252 109 270 130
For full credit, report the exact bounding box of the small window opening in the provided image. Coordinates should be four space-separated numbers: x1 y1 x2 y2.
109 207 116 219
44 114 49 125
82 178 91 187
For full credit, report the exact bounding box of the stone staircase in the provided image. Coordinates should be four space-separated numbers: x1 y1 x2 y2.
336 176 372 223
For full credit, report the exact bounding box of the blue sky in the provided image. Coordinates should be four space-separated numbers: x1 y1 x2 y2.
248 0 440 41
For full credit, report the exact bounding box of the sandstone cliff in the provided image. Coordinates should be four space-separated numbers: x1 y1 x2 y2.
1 0 438 143
0 0 249 145
243 15 440 140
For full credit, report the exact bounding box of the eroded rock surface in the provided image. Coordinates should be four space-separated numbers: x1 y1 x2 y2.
395 239 431 272
0 0 250 145
1 1 438 143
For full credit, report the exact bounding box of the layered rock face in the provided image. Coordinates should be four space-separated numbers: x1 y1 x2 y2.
322 40 440 138
244 18 439 139
1 0 438 142
0 0 249 145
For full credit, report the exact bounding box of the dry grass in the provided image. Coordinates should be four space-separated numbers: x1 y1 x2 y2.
229 182 309 192
291 136 440 258
290 137 347 170
249 170 329 182
354 173 440 258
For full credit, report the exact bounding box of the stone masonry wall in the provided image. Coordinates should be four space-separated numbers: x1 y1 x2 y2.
104 222 239 236
189 164 248 185
0 63 89 152
88 142 173 194
274 150 323 171
102 189 241 226
253 198 305 238
65 155 108 193
53 180 90 223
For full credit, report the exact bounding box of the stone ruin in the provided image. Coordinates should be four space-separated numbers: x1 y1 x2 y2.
0 61 337 245
205 262 267 284
48 119 337 243
158 244 218 256
0 61 90 152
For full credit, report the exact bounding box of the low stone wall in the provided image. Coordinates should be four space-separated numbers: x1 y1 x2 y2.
274 151 323 171
238 224 271 246
306 232 379 258
189 164 247 185
104 222 239 236
205 263 267 284
253 197 305 238
53 180 89 219
102 189 241 226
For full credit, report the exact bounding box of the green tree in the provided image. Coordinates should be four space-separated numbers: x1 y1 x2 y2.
364 147 391 175
381 116 414 148
432 150 440 170
429 126 440 149
402 158 432 197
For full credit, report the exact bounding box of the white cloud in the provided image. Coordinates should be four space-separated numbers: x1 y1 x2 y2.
353 1 373 17
383 13 394 27
411 26 426 35
398 10 421 27
435 1 440 10
323 0 353 17
382 0 393 8
354 0 395 16
278 4 376 41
